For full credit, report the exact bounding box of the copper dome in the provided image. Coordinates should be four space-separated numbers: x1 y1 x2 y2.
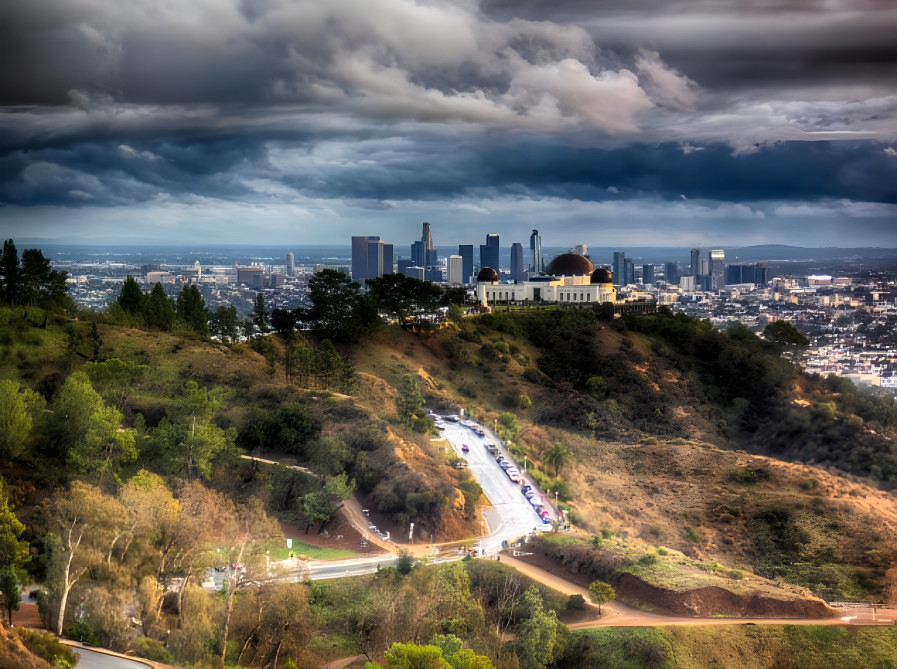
477 267 499 282
591 268 612 284
545 253 594 276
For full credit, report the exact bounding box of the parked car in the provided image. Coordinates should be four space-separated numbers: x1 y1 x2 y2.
540 511 551 521
523 489 536 499
461 444 469 453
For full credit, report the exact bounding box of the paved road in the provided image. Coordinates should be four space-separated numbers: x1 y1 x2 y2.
438 418 551 554
70 646 152 669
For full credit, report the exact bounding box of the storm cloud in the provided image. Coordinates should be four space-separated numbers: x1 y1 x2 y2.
1 0 895 245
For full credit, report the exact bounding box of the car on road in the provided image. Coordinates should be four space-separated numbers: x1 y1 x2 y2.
462 444 469 453
540 511 551 521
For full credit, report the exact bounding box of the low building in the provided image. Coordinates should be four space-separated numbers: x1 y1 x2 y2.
476 253 616 307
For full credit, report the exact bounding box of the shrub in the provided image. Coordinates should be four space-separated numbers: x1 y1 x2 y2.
600 528 614 540
800 478 819 490
638 553 658 566
682 526 701 543
729 569 744 580
568 593 586 610
15 628 79 668
591 535 603 549
730 468 759 484
656 547 669 556
130 637 175 664
67 619 98 644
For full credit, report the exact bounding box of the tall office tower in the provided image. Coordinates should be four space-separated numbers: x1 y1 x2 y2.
411 241 424 268
623 258 635 285
612 252 626 286
285 252 294 277
642 264 655 285
690 248 702 278
664 261 680 284
352 236 376 281
480 233 500 271
397 258 414 275
529 229 544 273
510 243 525 283
458 244 473 284
448 255 463 285
421 222 437 267
382 243 394 275
710 249 725 290
352 235 391 281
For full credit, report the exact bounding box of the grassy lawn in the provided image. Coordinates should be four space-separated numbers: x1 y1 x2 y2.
269 540 355 561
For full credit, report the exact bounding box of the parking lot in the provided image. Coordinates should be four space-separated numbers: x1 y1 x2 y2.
434 414 553 555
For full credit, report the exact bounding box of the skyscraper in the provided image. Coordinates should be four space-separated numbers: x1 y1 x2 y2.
352 235 391 282
285 252 294 277
642 264 654 285
411 241 423 269
664 261 679 284
529 229 544 274
510 243 525 283
612 252 626 286
421 222 437 267
623 258 635 285
710 249 725 290
480 233 499 271
690 248 702 278
448 255 463 285
458 245 473 284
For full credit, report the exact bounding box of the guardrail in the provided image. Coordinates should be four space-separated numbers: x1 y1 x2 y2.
828 602 887 608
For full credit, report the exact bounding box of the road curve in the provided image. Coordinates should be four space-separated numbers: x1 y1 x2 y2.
67 645 155 669
499 554 897 628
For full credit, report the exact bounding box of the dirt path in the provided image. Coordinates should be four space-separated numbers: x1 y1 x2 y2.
499 554 897 628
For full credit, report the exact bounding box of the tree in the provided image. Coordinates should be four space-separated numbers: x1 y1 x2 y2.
0 379 45 460
54 370 104 451
585 375 607 400
144 283 175 330
118 275 144 314
305 269 379 341
0 480 26 562
587 580 615 615
446 303 464 325
516 586 560 669
542 443 572 478
175 284 208 336
764 320 809 346
0 239 20 305
19 248 68 308
83 358 150 412
396 374 424 426
66 404 138 481
41 482 124 635
251 293 271 337
366 273 442 320
209 304 240 343
270 307 298 335
0 564 20 624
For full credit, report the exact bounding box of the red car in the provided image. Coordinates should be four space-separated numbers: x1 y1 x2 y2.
462 444 470 453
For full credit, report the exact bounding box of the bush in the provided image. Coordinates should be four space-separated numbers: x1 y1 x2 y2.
568 593 586 610
15 628 79 668
638 553 658 566
800 478 819 490
656 547 669 556
730 468 759 484
591 535 603 549
68 619 98 644
130 636 174 664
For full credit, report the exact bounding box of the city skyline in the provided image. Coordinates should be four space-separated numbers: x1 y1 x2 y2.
1 0 896 246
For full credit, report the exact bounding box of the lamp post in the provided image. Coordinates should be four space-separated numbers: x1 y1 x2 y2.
524 455 527 473
555 490 559 511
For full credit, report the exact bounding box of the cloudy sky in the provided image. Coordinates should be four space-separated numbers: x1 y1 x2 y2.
2 0 896 248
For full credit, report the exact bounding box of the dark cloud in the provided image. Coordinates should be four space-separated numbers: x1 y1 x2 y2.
0 0 895 244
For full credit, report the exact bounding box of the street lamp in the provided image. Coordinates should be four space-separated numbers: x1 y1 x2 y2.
524 455 527 473
555 490 559 510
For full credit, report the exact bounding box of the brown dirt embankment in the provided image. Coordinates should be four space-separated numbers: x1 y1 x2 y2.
521 545 834 619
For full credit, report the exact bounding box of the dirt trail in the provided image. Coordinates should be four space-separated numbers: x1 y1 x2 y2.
499 554 897 628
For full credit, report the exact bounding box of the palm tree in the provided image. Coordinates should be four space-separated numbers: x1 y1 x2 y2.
543 443 572 477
